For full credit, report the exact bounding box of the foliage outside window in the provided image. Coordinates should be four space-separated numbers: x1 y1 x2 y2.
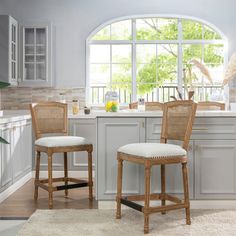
87 17 226 105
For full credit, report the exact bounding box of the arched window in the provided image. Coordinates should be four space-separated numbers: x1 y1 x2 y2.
87 16 227 105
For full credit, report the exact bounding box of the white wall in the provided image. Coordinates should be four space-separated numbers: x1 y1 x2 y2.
0 0 235 88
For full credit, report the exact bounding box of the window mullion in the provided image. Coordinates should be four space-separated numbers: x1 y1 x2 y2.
132 19 137 102
178 18 183 96
156 44 159 101
201 24 205 100
110 44 112 91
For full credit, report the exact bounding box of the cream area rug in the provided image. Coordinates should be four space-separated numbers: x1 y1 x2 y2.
17 209 236 236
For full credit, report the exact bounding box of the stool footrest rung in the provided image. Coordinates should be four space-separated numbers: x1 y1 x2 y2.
56 182 88 191
120 197 143 212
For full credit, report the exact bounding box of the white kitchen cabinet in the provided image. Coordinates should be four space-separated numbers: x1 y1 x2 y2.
69 119 97 171
195 139 236 199
0 15 18 86
20 22 52 87
0 119 32 193
193 117 236 199
97 117 145 200
0 124 12 191
12 120 32 183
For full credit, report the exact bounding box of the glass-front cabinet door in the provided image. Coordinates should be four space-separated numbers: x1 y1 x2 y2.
0 15 18 86
10 17 18 85
21 23 52 87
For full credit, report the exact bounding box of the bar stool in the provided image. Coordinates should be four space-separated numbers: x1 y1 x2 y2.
30 102 93 209
116 100 197 233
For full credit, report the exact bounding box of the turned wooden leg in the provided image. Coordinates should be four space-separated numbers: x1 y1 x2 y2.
88 151 93 200
64 152 68 197
182 163 191 225
144 161 151 234
34 151 40 200
116 156 123 219
161 164 166 215
48 152 53 209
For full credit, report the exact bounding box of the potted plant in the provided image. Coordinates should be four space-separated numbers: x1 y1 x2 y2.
0 81 10 144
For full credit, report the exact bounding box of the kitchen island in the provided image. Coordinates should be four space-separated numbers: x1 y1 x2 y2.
69 110 236 202
1 109 236 206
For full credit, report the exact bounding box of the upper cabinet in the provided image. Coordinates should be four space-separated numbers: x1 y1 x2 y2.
0 15 18 86
19 22 52 87
0 16 53 87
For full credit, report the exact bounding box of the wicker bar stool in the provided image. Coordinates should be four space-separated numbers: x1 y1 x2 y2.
116 100 197 234
197 101 225 110
30 102 93 209
129 102 163 111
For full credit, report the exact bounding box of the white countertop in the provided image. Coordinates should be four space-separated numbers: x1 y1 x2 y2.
1 109 236 124
69 109 236 119
0 110 31 124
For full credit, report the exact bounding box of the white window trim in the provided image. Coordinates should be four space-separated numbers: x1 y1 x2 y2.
86 14 228 105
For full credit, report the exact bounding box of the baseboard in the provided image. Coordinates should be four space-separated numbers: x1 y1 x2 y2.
0 172 32 203
31 170 95 179
98 200 236 210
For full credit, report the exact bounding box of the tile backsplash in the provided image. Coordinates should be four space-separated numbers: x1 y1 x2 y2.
0 87 86 110
1 86 236 110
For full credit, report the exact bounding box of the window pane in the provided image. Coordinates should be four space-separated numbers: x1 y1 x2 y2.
159 85 178 102
112 45 131 63
90 45 110 63
204 44 224 64
111 20 131 40
182 19 202 40
90 64 110 85
157 44 178 84
90 86 109 104
136 18 158 40
136 45 157 85
182 44 202 63
137 84 158 101
205 63 224 84
136 18 178 40
182 44 202 86
158 18 178 40
91 25 110 40
112 64 132 83
111 86 132 104
204 25 221 40
204 44 224 85
137 63 157 84
136 44 156 63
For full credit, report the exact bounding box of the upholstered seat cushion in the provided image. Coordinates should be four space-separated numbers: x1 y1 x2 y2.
35 136 91 147
118 143 186 158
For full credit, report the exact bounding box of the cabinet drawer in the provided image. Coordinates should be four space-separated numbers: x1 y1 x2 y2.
147 117 236 140
192 118 236 139
146 118 162 140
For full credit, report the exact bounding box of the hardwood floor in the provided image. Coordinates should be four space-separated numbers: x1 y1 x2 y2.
0 179 98 217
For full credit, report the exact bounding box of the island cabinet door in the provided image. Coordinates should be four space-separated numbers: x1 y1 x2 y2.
143 140 194 199
68 119 97 171
195 140 236 199
97 117 145 200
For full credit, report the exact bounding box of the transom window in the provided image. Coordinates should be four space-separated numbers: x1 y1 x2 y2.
87 16 226 105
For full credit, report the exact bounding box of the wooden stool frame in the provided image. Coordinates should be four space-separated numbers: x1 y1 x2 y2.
116 100 197 233
30 102 93 209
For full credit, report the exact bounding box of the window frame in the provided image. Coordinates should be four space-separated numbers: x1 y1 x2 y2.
86 14 228 106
